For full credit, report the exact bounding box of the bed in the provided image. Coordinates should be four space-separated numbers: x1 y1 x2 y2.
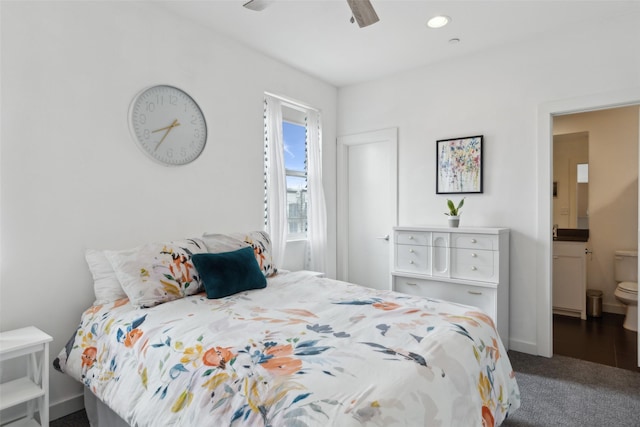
54 232 520 426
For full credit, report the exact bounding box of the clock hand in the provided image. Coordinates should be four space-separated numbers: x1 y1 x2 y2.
152 119 181 133
154 119 180 151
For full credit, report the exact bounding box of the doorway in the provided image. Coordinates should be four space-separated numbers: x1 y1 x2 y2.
551 107 639 370
536 90 640 366
337 128 397 290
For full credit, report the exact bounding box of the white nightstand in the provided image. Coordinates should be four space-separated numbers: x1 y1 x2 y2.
0 326 53 427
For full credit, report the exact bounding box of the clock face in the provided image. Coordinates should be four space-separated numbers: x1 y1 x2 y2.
129 85 207 166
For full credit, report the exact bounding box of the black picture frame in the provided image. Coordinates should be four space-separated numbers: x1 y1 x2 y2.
436 135 483 194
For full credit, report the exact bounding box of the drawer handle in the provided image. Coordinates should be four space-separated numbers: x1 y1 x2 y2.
470 266 477 271
409 249 414 253
471 253 477 258
468 290 482 295
407 282 418 286
409 235 414 240
470 239 477 243
409 260 414 264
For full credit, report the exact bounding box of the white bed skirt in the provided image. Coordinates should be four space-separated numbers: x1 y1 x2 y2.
84 389 129 427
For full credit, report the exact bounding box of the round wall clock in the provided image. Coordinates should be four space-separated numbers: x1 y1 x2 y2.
128 85 207 166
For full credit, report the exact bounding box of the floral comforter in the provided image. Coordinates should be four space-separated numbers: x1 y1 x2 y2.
55 271 520 426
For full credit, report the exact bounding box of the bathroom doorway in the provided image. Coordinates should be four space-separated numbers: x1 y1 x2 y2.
551 105 639 370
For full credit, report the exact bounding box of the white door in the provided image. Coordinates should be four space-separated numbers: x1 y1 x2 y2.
337 128 397 290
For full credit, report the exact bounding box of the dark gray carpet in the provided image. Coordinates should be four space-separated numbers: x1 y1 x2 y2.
51 351 640 426
51 409 89 427
503 351 640 427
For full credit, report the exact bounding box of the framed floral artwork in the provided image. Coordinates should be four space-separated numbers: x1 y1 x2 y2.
436 135 483 194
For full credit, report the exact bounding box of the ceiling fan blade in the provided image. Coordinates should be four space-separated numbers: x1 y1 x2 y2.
243 0 273 12
346 0 379 28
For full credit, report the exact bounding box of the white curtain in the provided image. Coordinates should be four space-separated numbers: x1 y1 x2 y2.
264 95 287 267
305 110 327 272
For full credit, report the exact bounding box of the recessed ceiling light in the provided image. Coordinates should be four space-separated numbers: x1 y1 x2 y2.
427 15 451 29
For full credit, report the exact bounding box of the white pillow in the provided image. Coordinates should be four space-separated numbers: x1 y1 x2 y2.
201 233 249 253
105 238 208 308
85 249 127 305
202 231 277 277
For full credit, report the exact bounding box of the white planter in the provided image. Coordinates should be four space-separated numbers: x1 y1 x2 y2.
448 216 460 228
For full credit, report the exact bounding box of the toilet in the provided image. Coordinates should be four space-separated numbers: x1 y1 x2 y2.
614 250 638 332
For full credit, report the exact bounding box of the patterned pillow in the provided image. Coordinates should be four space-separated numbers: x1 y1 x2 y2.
105 238 208 308
85 249 127 305
229 231 278 277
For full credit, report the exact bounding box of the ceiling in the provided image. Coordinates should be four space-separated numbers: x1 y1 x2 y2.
160 0 640 87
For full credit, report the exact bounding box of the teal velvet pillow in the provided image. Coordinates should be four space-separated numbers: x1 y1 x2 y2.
192 246 267 299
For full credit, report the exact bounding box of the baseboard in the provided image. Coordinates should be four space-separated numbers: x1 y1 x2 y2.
603 303 627 315
553 308 582 319
50 393 85 421
508 338 538 356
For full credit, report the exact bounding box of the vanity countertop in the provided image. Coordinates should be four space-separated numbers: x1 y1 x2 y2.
553 228 589 242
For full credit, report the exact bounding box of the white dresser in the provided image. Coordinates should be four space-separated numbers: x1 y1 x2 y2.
391 226 510 347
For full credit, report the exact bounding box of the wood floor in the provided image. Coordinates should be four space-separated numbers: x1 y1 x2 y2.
553 312 639 372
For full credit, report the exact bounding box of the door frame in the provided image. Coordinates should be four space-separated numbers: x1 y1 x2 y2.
336 127 398 283
537 88 640 359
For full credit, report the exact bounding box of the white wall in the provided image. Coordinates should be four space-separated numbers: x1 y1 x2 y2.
337 13 640 353
554 107 640 313
0 1 336 419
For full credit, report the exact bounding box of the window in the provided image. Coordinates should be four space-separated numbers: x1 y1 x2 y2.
282 108 308 240
264 93 326 271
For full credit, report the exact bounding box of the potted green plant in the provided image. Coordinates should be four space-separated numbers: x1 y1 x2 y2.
444 198 465 227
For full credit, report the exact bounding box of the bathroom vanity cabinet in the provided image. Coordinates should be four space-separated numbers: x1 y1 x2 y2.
391 226 510 347
553 241 587 319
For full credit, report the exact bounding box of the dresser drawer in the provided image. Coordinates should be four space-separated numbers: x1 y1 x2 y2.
395 231 430 246
393 276 497 318
395 244 430 273
451 234 497 250
452 248 494 267
451 248 496 282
